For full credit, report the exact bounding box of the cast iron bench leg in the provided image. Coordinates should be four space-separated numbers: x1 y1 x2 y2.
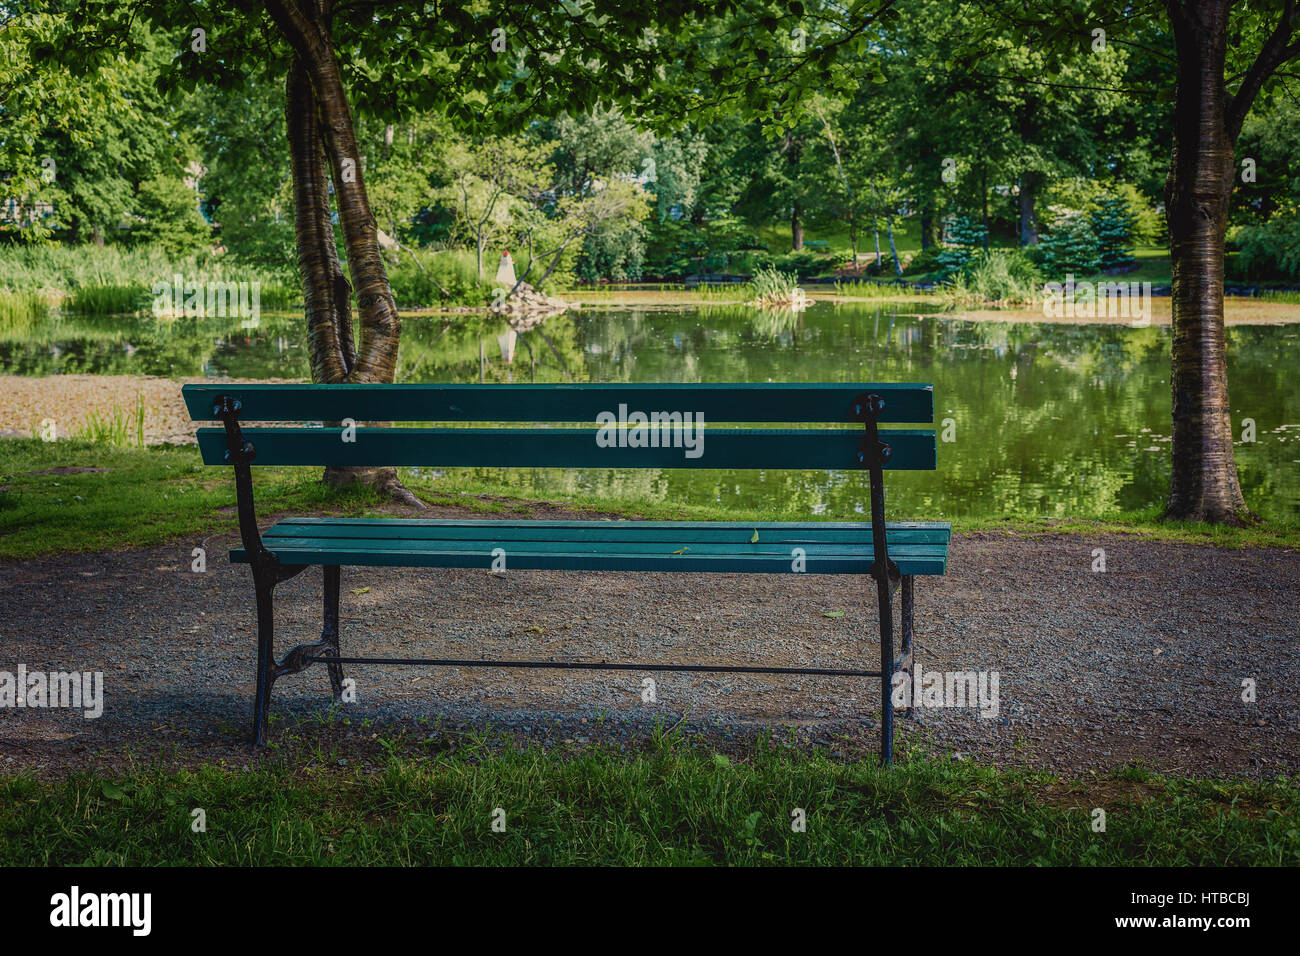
252 576 276 748
875 565 895 767
323 566 344 701
901 575 915 718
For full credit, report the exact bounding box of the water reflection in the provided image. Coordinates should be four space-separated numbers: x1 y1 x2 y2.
2 302 1296 520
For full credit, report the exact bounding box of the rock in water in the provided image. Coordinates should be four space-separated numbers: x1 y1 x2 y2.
488 281 570 320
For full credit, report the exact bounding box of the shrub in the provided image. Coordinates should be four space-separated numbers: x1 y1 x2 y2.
941 248 1041 306
1233 210 1300 279
902 246 945 276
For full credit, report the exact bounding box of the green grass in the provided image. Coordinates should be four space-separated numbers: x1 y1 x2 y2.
66 283 151 315
3 439 1297 559
75 395 148 447
754 220 922 257
0 243 300 313
0 290 49 328
0 439 398 558
2 735 1295 865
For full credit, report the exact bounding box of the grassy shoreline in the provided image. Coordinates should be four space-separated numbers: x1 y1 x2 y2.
2 438 1297 558
3 736 1296 865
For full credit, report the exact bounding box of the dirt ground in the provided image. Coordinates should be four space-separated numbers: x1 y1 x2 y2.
2 516 1296 779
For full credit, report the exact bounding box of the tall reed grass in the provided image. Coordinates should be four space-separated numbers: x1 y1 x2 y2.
77 394 148 447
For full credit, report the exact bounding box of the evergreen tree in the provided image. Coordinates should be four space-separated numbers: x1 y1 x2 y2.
935 215 988 274
1038 213 1102 276
1089 198 1137 271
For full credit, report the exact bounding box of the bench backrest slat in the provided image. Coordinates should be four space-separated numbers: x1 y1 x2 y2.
182 383 934 424
195 426 937 470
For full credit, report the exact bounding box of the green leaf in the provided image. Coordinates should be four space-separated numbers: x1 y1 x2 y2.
750 529 759 543
100 781 125 801
823 610 845 619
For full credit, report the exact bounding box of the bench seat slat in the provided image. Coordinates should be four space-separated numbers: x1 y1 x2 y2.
197 427 938 470
182 382 935 424
235 519 951 575
264 519 951 545
257 536 952 558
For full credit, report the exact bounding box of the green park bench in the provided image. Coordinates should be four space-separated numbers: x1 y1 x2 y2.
183 382 950 762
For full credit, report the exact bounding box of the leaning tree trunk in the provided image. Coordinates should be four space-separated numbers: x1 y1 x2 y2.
1018 170 1038 247
272 0 421 506
287 57 352 384
1163 0 1249 524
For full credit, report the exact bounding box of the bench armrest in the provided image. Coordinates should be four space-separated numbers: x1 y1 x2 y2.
213 395 276 570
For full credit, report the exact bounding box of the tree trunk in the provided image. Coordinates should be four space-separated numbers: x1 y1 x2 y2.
271 0 420 507
1163 0 1249 524
287 57 351 384
919 204 934 251
1018 170 1039 246
871 183 882 268
791 200 804 251
887 211 902 276
980 164 990 252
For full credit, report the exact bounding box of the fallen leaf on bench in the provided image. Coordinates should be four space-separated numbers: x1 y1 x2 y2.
750 529 760 543
672 547 689 554
350 586 371 595
822 610 845 619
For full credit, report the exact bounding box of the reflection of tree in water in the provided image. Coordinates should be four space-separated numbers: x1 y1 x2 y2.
396 312 587 384
0 311 308 379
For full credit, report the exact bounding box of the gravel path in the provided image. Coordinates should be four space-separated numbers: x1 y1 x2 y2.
2 519 1297 779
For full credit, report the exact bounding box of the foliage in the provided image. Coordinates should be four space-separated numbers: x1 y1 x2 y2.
1233 208 1300 280
385 248 494 308
128 175 211 257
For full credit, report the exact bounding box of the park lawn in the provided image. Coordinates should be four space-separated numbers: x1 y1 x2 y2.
2 736 1296 866
753 218 923 258
2 438 1298 559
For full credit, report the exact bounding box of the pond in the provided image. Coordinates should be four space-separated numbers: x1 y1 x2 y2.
3 300 1298 521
